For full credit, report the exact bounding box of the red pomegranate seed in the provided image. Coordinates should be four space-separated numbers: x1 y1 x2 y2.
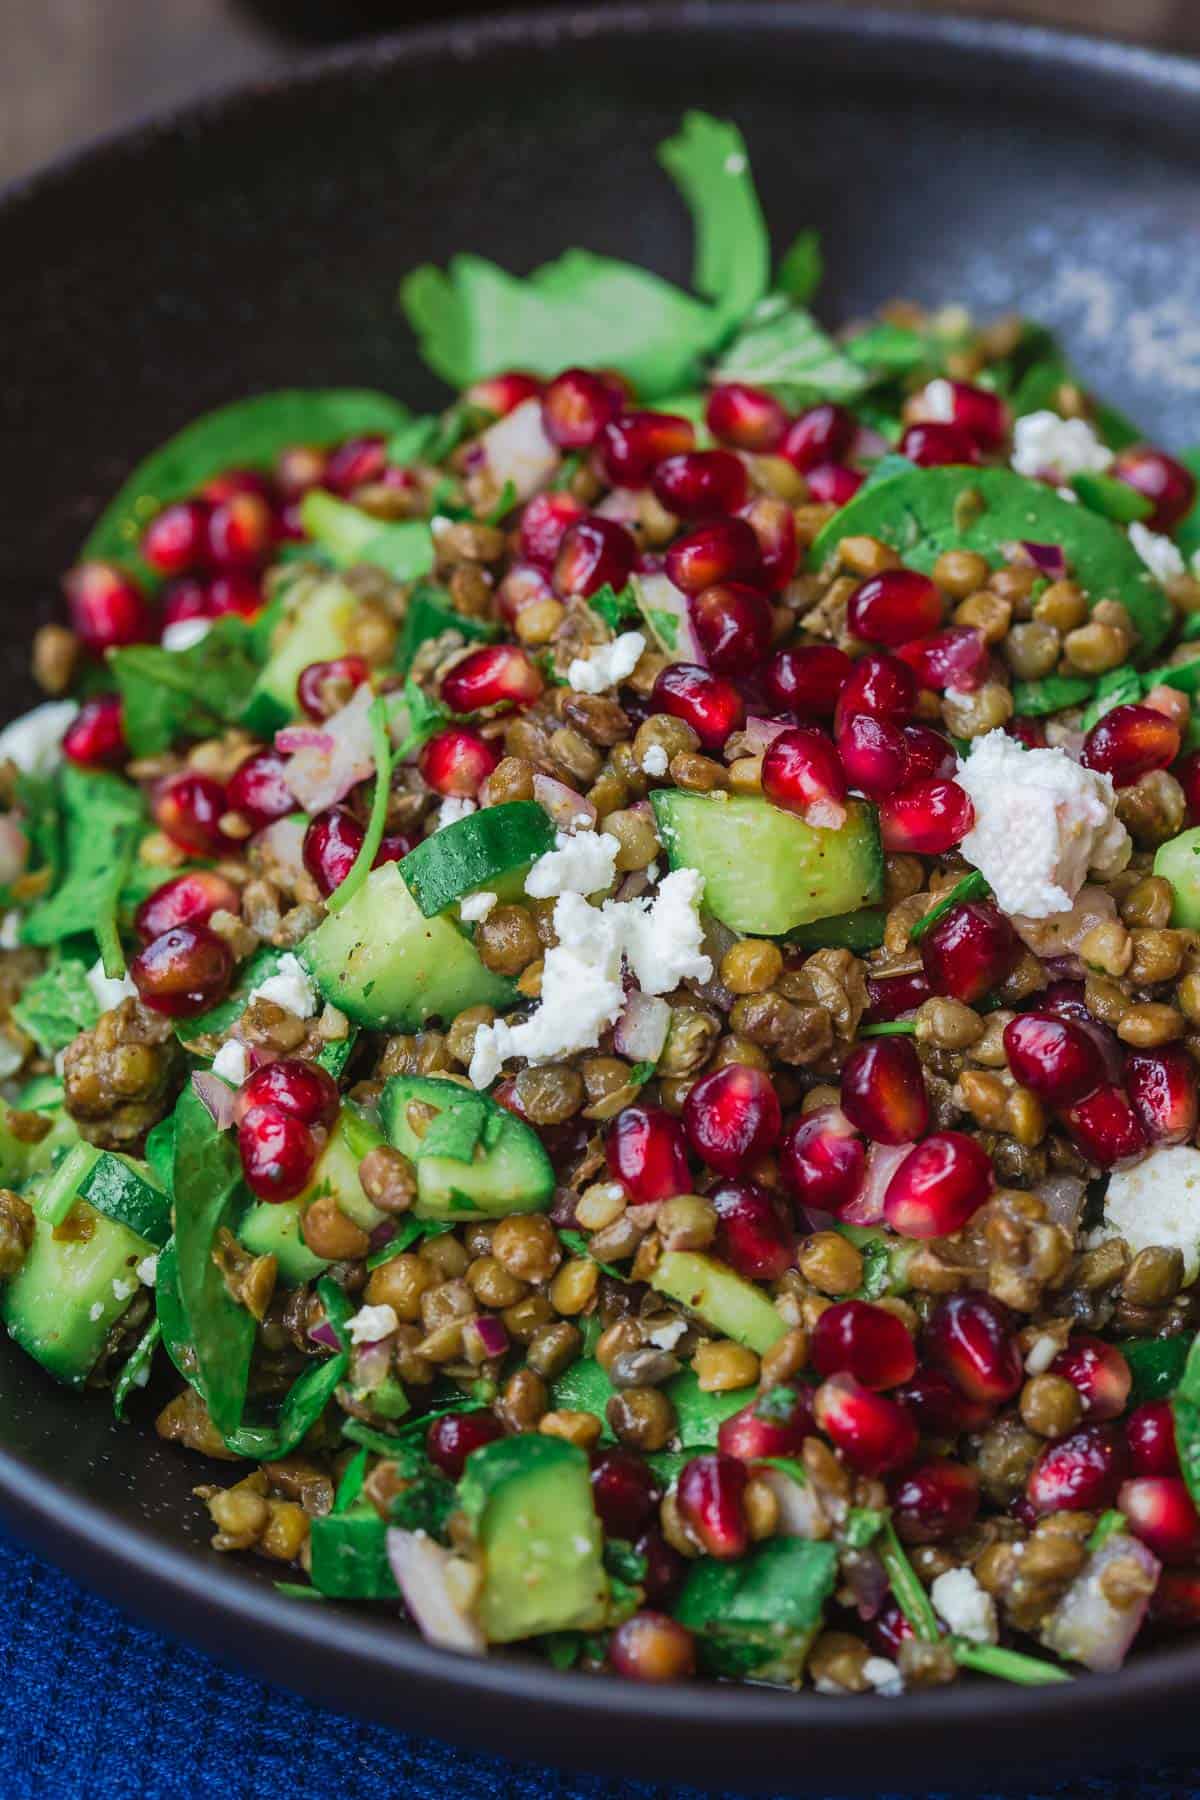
553 517 637 599
691 582 773 675
134 869 241 944
813 1373 917 1475
711 1181 793 1281
1002 1012 1106 1107
1112 445 1197 532
705 382 787 451
129 923 234 1017
762 725 848 826
498 562 557 625
924 1292 1022 1404
766 644 851 716
162 576 212 627
1041 979 1090 1023
894 626 989 693
738 494 798 591
880 779 974 854
541 368 621 449
589 1448 661 1537
303 808 365 897
805 463 865 505
226 749 295 829
519 491 587 568
425 1410 505 1480
152 771 232 855
869 1604 916 1659
606 1104 690 1203
1027 1424 1129 1514
900 724 957 783
419 727 500 798
297 655 369 721
1063 1084 1148 1168
63 562 154 655
717 1385 814 1462
651 663 744 750
884 1133 994 1239
1006 715 1047 749
141 500 211 576
780 404 855 472
1081 703 1180 787
840 1038 929 1145
893 1367 989 1435
865 969 932 1023
834 652 917 730
899 421 980 467
441 644 544 712
812 1300 916 1390
683 1065 782 1176
1177 749 1200 823
676 1453 748 1559
233 1058 339 1129
634 1530 689 1608
665 517 762 595
921 900 1018 1003
609 1612 697 1683
375 831 414 867
1125 1045 1198 1145
940 381 1009 451
200 468 275 507
1127 1400 1180 1477
207 570 263 618
206 491 274 568
779 1106 866 1217
652 450 748 519
275 444 328 499
1050 1335 1131 1422
62 694 125 767
325 435 387 494
836 712 910 800
466 371 542 417
890 1458 981 1543
237 1102 318 1202
600 412 696 487
848 570 943 646
1119 1477 1200 1564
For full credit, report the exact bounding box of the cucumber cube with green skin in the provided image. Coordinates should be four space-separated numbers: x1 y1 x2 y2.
650 1251 787 1354
650 792 883 936
398 801 555 919
0 1202 154 1386
1154 827 1200 928
242 576 358 735
458 1435 609 1642
78 1151 171 1248
309 1502 399 1600
380 1075 554 1219
674 1538 839 1681
239 1197 329 1286
298 861 516 1031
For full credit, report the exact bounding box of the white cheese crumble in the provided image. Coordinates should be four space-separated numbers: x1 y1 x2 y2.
112 1277 136 1302
1129 520 1186 584
212 1040 250 1086
0 911 21 950
459 890 498 924
524 830 619 901
862 1656 905 1696
566 631 646 695
161 617 212 652
931 1568 998 1644
436 795 477 831
86 957 137 1015
641 743 670 778
88 1302 104 1322
1011 411 1113 482
347 1303 399 1345
921 377 956 423
1025 1334 1060 1375
475 397 560 502
137 1254 159 1288
955 731 1130 919
0 701 79 777
249 952 317 1019
1103 1144 1200 1281
622 867 712 992
646 1318 688 1351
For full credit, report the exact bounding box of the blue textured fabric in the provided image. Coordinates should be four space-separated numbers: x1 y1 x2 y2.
2 1525 1200 1800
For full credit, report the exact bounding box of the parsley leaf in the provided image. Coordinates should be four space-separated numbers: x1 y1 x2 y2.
588 583 642 631
11 958 98 1055
110 614 264 756
389 1467 457 1541
558 1229 624 1280
714 295 872 402
20 767 143 973
656 110 769 339
776 229 823 305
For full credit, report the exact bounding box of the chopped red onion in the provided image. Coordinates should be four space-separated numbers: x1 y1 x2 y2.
282 683 375 813
307 1319 341 1351
275 725 335 755
1003 540 1069 581
761 1467 827 1539
632 571 705 663
533 772 595 832
613 990 671 1064
1041 1533 1159 1671
386 1529 485 1654
191 1070 236 1131
472 1314 509 1359
840 1140 913 1226
1034 1173 1087 1233
741 715 792 754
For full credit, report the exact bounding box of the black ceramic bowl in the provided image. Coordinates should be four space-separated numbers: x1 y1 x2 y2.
2 6 1200 1790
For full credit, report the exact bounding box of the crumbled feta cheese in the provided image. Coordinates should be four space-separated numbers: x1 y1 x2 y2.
347 1302 399 1345
524 830 619 901
1011 411 1113 482
475 397 560 502
723 151 747 175
566 631 646 695
86 957 137 1014
0 701 78 777
0 911 21 950
212 1040 250 1086
137 1254 159 1288
641 743 669 777
112 1277 136 1302
1103 1144 1200 1281
459 890 498 924
88 1302 104 1322
1056 485 1080 504
931 1567 998 1644
955 731 1130 919
436 795 477 831
249 952 317 1019
1129 520 1186 584
646 1318 688 1351
921 377 956 423
53 1048 68 1077
161 617 212 652
623 868 713 993
862 1656 905 1696
1025 1334 1060 1375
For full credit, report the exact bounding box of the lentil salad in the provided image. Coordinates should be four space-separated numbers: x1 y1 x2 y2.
3 112 1200 1694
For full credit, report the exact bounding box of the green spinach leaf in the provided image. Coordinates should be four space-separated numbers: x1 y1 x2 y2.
11 958 98 1055
20 767 143 971
1172 1331 1200 1510
223 1352 348 1460
775 230 823 305
110 615 265 756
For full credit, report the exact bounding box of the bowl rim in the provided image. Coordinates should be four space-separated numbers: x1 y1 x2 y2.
3 0 1200 1772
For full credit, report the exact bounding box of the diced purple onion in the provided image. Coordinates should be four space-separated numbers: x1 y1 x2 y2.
281 683 375 813
533 772 595 832
472 1314 509 1359
192 1070 236 1131
741 715 792 754
386 1528 486 1654
613 990 671 1064
307 1319 340 1351
1003 540 1069 581
840 1140 913 1226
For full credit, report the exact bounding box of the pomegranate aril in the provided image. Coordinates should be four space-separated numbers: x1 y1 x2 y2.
869 1603 915 1659
206 491 274 568
134 869 241 944
498 562 556 625
636 1528 688 1608
419 727 499 798
1081 703 1180 787
606 1104 690 1204
237 1102 318 1202
1027 1423 1129 1514
894 627 989 694
921 900 1018 1004
651 663 744 750
1152 1570 1200 1626
325 435 387 494
805 463 864 506
1112 445 1197 533
465 371 542 417
426 1410 505 1479
226 749 294 828
665 517 762 595
848 570 942 646
233 1058 339 1129
738 494 798 591
811 1300 916 1391
766 644 851 717
834 652 916 731
1041 979 1090 1023
1177 749 1200 823
1124 1045 1198 1145
303 808 365 897
880 778 974 854
893 1367 990 1436
781 404 855 472
865 969 931 1023
207 570 263 618
884 1132 994 1238
553 517 636 599
609 1612 697 1683
297 655 369 721
813 1373 917 1475
201 468 275 507
590 1448 660 1537
762 726 847 827
717 1385 813 1462
840 1037 929 1146
683 1064 781 1176
1002 1011 1106 1107
375 831 414 867
705 382 786 451
141 500 211 576
541 368 620 449
153 771 232 855
130 923 234 1018
1063 1083 1148 1168
780 1105 865 1216
1006 715 1047 750
652 450 748 519
275 444 328 498
890 1458 980 1543
64 562 153 655
1127 1400 1180 1477
162 576 212 627
441 644 544 712
519 491 587 568
900 724 957 783
601 412 696 487
899 421 980 467
62 694 125 767
1119 1476 1200 1564
924 1291 1022 1404
690 582 773 675
836 712 909 800
1049 1334 1131 1422
941 381 1009 451
711 1180 793 1281
676 1453 749 1559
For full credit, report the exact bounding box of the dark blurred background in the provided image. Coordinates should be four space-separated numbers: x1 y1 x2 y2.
3 0 1199 188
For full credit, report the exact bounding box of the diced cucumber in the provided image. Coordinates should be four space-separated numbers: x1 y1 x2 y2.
834 1224 916 1298
379 1075 554 1220
399 801 554 918
674 1538 839 1681
0 1202 153 1386
298 861 516 1031
78 1151 170 1248
787 906 886 953
34 1142 101 1228
650 792 883 935
396 586 499 674
242 576 358 734
309 1501 399 1600
650 1251 787 1354
298 491 434 584
1154 827 1200 928
239 1200 329 1285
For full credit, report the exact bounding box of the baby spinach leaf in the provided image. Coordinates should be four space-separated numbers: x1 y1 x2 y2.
171 1085 255 1438
656 111 769 339
776 229 823 305
326 698 392 917
145 1113 177 1190
1123 1335 1190 1406
1079 667 1142 731
20 767 143 968
395 585 499 674
223 1352 348 1460
389 1466 457 1541
1175 450 1200 564
11 958 98 1055
299 490 434 583
713 296 872 402
1011 674 1098 716
110 615 265 756
1172 1331 1200 1509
